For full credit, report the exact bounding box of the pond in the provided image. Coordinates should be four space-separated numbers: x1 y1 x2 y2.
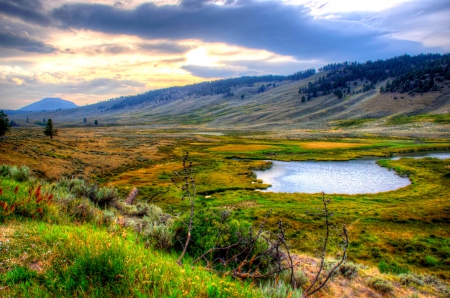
254 152 450 194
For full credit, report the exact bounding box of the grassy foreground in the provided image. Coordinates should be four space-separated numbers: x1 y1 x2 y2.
0 220 258 298
1 128 450 297
0 175 262 297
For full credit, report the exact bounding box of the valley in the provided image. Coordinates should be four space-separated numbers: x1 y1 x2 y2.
1 53 450 297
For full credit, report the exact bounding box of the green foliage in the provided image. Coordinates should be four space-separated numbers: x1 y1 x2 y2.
172 207 271 271
0 222 259 297
8 165 30 182
62 245 127 293
0 164 11 177
367 277 394 293
335 118 374 128
1 266 37 285
0 182 55 221
0 110 11 137
93 186 119 206
378 260 409 274
43 119 58 139
259 279 303 298
424 255 438 267
338 262 361 279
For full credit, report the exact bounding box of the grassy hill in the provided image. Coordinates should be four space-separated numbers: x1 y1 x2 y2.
5 53 449 137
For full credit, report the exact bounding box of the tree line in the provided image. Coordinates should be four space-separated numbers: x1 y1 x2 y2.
299 53 449 101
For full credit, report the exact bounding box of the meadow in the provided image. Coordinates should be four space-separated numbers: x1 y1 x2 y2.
1 126 450 297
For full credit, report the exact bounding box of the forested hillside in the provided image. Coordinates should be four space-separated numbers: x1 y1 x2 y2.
7 53 450 136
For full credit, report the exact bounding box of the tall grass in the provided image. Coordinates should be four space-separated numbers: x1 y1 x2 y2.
0 222 260 297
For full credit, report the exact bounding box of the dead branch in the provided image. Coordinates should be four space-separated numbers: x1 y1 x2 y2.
125 187 139 205
303 192 349 297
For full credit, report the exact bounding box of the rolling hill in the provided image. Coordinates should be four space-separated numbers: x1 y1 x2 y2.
7 54 450 137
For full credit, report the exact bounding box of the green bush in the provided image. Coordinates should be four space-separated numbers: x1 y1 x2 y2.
141 219 174 250
8 165 30 182
424 255 439 267
367 277 394 293
93 186 119 206
172 208 272 273
280 269 309 287
339 262 360 279
259 279 302 298
400 273 425 286
378 260 409 274
0 165 10 177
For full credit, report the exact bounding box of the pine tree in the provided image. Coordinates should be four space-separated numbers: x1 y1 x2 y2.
43 119 58 140
94 120 98 126
0 110 11 137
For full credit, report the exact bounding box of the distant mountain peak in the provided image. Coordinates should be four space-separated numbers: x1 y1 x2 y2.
19 98 78 111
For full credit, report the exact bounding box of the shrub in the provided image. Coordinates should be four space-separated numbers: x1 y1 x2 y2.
339 262 360 279
142 219 174 250
367 277 394 293
259 279 303 298
69 199 98 221
0 165 10 177
378 260 409 274
8 166 30 182
424 255 439 267
280 269 309 287
400 273 425 286
93 186 119 206
102 209 116 224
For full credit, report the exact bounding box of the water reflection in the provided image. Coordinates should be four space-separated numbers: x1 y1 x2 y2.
254 153 450 194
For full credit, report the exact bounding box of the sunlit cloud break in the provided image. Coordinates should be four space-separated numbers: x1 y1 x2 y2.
0 0 448 109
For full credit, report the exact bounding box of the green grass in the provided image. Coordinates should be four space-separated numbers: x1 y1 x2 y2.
0 220 260 297
387 114 450 125
144 157 450 279
333 118 375 128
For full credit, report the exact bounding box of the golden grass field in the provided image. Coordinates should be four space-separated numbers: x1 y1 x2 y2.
1 127 450 287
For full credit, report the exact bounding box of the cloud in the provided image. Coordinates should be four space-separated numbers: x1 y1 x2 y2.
0 76 147 109
0 0 52 26
138 41 192 54
182 64 248 78
48 0 442 62
0 30 57 53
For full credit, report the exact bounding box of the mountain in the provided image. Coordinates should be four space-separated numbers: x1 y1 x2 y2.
10 53 450 137
19 98 78 111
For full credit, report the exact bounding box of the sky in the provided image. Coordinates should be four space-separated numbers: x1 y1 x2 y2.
0 0 449 109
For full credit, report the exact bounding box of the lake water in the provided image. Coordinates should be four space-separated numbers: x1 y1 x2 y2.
254 153 450 194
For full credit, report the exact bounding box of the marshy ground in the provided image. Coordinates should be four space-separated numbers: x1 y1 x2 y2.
1 127 450 297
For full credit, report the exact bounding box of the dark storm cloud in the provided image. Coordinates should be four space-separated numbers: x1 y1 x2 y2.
48 0 440 62
0 0 52 26
0 30 57 53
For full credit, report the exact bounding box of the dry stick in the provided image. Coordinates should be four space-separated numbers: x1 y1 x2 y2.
125 187 139 205
147 188 169 203
177 154 195 266
304 192 329 294
304 192 349 297
307 225 348 297
278 220 297 289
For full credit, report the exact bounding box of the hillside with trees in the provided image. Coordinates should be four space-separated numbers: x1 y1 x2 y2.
5 53 450 137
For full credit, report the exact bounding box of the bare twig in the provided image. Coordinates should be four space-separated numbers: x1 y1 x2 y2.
303 192 349 297
172 152 196 266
